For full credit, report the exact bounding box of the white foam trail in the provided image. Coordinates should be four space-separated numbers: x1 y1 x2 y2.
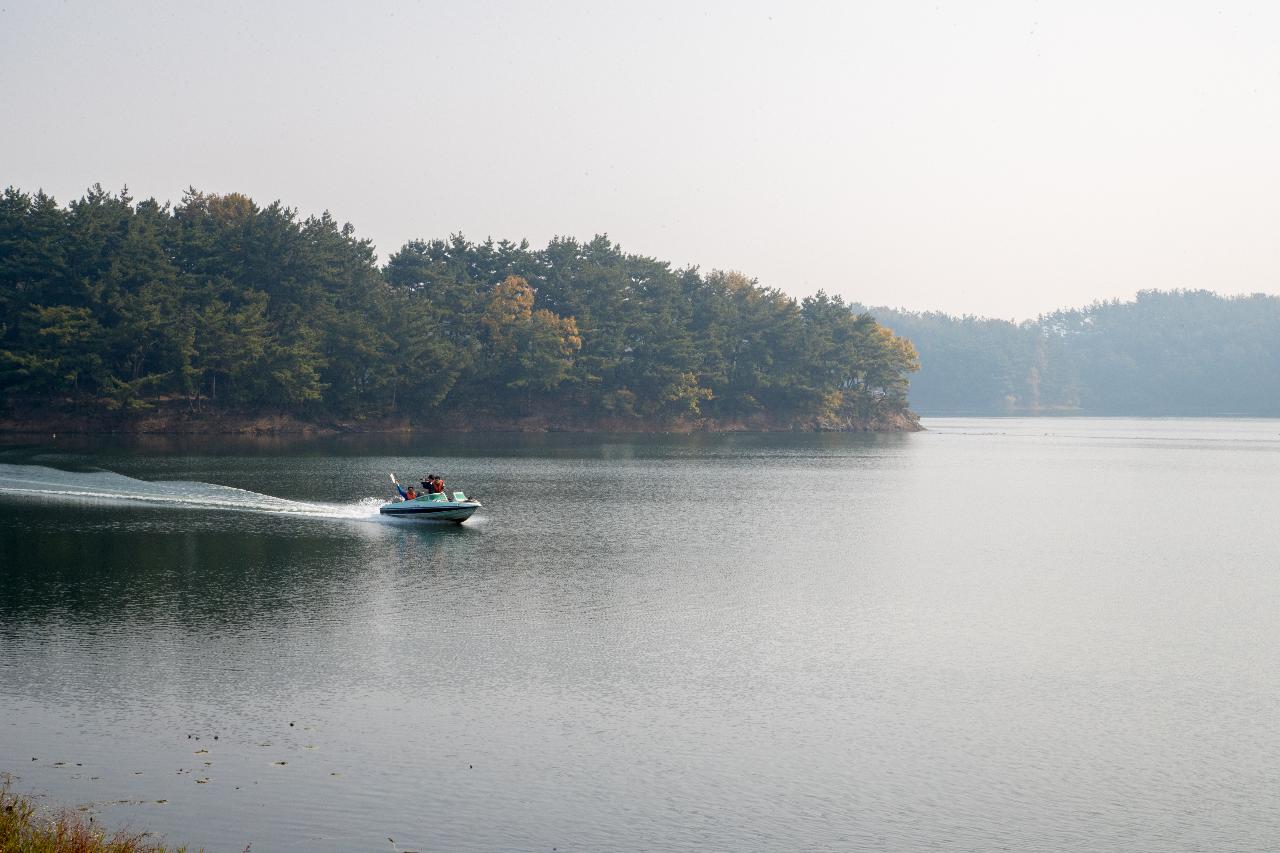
0 464 385 522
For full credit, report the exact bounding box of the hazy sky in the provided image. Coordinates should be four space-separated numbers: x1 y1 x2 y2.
4 1 1280 318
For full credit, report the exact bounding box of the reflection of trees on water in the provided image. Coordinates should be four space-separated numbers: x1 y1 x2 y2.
0 504 461 630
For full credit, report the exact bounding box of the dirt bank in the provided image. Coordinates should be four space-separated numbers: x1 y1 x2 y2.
0 402 923 436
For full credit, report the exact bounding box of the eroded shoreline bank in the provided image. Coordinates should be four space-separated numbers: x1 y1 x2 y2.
0 407 923 436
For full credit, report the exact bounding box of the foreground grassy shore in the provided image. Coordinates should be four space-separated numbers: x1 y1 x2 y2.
0 782 195 853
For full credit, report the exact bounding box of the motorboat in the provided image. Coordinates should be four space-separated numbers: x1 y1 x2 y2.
380 474 482 523
379 490 481 523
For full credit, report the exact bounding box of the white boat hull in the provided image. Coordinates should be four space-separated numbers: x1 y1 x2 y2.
379 497 481 523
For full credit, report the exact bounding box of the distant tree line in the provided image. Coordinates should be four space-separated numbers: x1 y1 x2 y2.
0 185 919 428
864 290 1280 415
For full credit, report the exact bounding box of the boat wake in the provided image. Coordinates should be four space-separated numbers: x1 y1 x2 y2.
0 464 385 522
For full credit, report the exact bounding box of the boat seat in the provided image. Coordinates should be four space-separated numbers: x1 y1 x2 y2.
452 491 467 501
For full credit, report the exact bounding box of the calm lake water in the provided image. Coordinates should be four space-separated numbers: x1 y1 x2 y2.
1 418 1278 852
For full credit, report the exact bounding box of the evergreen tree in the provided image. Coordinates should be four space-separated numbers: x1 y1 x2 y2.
0 184 923 427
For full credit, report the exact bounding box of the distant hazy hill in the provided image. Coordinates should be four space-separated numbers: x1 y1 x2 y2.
861 290 1280 416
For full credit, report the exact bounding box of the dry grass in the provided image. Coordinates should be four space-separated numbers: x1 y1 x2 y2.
0 781 196 853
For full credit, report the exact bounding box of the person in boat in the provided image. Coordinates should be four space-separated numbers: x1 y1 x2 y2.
429 475 446 495
420 474 433 492
405 484 417 500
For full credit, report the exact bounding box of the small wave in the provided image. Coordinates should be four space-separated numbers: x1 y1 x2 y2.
0 464 384 522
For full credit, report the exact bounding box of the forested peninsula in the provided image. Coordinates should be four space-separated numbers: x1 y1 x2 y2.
0 186 921 434
865 290 1280 416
